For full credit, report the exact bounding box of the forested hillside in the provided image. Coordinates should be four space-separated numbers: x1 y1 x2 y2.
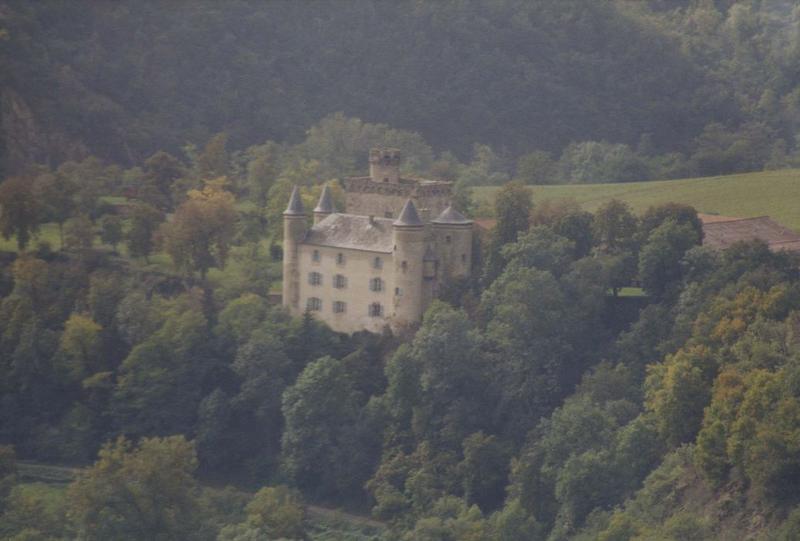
3 0 800 179
1 125 800 538
3 1 800 539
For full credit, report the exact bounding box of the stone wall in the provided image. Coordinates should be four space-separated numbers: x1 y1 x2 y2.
344 184 452 220
296 244 395 334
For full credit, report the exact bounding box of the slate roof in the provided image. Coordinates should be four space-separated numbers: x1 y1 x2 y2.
304 214 394 253
432 204 472 225
699 214 800 253
394 199 424 227
284 185 305 215
314 184 334 213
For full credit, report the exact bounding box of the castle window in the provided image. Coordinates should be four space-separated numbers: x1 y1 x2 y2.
312 249 320 262
370 277 384 292
333 274 347 289
333 301 347 313
307 297 322 311
446 235 452 244
336 253 345 265
308 272 322 286
373 257 383 269
369 302 383 317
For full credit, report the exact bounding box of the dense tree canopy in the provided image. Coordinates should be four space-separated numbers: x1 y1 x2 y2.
3 3 800 536
4 1 800 181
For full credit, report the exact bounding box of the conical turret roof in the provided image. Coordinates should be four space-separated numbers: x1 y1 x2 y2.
432 204 472 225
394 199 423 227
314 184 334 213
283 185 305 215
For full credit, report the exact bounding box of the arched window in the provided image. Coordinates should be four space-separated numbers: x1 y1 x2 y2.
306 297 322 311
333 274 347 289
308 272 322 286
370 277 383 292
369 303 383 317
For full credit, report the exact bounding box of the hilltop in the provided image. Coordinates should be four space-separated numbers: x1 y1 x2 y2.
473 169 800 230
3 1 800 175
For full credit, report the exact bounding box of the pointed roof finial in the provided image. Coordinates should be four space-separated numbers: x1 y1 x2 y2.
432 203 472 225
314 184 334 214
284 185 305 215
394 199 423 227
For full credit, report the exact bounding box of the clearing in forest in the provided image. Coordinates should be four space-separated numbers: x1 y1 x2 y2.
472 169 800 230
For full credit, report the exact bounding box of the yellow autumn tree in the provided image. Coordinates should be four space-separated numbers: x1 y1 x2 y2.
159 177 237 278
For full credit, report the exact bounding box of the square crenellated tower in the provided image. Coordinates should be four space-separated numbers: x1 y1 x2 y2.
342 148 452 220
369 148 402 183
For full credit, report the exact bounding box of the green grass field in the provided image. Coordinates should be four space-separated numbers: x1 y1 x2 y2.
0 223 62 252
472 169 800 230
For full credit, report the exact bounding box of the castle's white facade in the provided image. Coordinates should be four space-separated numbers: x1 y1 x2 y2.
282 149 473 334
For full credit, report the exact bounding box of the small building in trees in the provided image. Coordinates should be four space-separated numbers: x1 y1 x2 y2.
282 149 473 333
699 213 800 254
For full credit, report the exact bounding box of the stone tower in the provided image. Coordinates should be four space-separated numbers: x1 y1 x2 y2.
313 184 334 224
342 148 452 220
369 148 402 183
432 204 474 279
392 199 425 328
282 186 307 312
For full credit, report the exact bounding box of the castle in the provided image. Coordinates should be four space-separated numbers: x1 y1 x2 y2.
282 148 473 334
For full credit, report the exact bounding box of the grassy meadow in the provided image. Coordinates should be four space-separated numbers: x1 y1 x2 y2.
472 169 800 230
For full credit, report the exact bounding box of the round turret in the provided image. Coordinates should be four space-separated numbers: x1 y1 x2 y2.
282 186 307 312
313 184 335 224
432 204 473 278
392 199 425 329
